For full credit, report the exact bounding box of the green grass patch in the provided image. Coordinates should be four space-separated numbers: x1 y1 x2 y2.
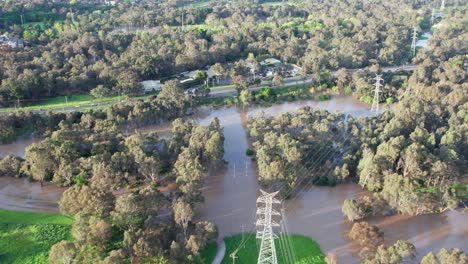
210 84 236 91
199 241 217 264
178 0 212 8
0 209 73 264
221 233 325 264
262 0 303 7
0 209 73 225
0 92 155 113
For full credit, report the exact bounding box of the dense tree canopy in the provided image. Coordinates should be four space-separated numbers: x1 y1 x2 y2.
0 0 428 105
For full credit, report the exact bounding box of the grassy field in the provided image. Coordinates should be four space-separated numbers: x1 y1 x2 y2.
0 209 73 264
200 241 218 263
221 233 325 264
0 93 154 113
178 0 212 8
262 0 304 7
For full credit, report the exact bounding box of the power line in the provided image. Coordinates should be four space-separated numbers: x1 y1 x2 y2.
233 115 356 261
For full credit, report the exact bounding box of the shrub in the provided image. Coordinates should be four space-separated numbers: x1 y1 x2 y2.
34 224 70 245
245 149 255 156
344 86 352 94
0 154 23 177
316 94 331 101
386 97 394 104
360 95 373 104
331 86 339 94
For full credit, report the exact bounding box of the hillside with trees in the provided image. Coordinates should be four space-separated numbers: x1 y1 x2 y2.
0 0 428 105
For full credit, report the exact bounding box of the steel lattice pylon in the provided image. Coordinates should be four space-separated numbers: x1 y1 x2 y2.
411 28 418 57
371 74 384 113
256 190 281 264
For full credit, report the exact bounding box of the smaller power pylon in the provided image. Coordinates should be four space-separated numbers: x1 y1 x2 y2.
371 74 384 113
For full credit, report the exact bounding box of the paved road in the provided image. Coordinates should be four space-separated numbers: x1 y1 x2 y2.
0 64 417 115
212 240 226 264
209 64 417 98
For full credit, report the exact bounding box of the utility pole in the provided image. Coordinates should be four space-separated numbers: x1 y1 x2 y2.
230 250 238 264
256 190 281 264
431 8 435 25
371 74 383 112
181 8 184 32
233 163 236 178
411 27 418 57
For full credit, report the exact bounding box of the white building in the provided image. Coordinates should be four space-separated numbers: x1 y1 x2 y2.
141 80 163 92
0 35 24 49
261 58 282 66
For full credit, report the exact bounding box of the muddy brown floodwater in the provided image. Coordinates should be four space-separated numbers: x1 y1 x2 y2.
0 95 466 262
0 135 39 158
0 177 64 213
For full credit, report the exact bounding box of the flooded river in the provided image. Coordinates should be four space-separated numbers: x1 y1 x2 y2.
0 95 466 262
0 136 39 158
0 177 64 213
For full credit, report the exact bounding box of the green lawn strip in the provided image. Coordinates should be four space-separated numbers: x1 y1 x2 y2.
189 0 211 8
178 0 212 8
0 92 158 113
0 209 73 264
262 0 302 7
221 233 325 264
0 209 73 225
199 241 217 263
209 84 236 91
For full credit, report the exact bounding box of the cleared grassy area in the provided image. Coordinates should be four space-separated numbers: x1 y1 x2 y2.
262 0 303 7
189 0 212 7
221 233 325 264
178 0 212 8
200 241 218 263
209 84 236 90
0 93 154 113
0 209 73 264
0 209 73 225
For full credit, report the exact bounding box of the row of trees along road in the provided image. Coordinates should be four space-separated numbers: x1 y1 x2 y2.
0 80 201 143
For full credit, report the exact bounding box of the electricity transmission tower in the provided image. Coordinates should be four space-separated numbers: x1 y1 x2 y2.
411 27 418 57
256 190 281 264
441 0 445 10
370 74 383 112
